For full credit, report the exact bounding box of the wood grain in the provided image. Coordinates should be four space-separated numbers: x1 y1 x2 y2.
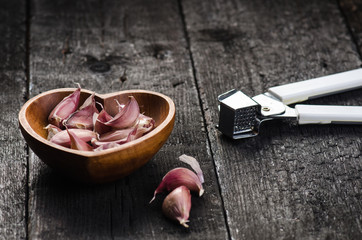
0 0 28 239
3 0 362 239
28 0 228 239
181 0 362 239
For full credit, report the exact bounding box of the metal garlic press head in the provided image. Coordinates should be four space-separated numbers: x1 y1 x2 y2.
218 68 362 139
218 90 261 138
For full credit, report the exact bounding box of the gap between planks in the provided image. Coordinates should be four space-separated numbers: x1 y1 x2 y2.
176 0 232 239
24 0 31 239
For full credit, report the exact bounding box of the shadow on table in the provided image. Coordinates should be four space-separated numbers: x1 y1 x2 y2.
28 161 195 239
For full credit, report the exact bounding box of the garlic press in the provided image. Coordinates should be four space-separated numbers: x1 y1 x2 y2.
217 68 362 139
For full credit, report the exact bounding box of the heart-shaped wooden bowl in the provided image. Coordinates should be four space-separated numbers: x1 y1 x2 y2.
19 88 175 183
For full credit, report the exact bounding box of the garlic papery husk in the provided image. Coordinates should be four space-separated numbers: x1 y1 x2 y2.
64 93 99 130
179 154 204 183
66 128 93 151
48 85 81 128
50 129 97 147
114 99 125 110
162 186 191 228
150 167 204 203
44 124 62 140
104 96 140 129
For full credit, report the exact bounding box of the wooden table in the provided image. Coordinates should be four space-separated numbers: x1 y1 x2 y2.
1 0 362 239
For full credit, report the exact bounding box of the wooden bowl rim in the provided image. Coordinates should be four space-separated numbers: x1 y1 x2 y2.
18 88 175 157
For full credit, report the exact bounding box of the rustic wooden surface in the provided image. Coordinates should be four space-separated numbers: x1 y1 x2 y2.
0 0 28 239
1 0 361 239
181 0 362 239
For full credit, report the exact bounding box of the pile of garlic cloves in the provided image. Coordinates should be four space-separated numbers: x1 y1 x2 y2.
150 154 204 228
45 85 155 152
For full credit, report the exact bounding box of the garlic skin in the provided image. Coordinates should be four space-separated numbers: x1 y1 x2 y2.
150 167 204 203
48 86 81 128
179 154 204 184
162 186 191 228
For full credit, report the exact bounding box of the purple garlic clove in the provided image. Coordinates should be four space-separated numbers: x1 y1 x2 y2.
104 96 140 129
99 128 134 142
149 167 204 203
162 186 191 228
121 114 155 142
65 93 99 130
92 126 138 147
94 109 113 135
137 114 155 129
44 124 62 140
94 142 121 151
66 128 93 151
48 86 81 128
50 129 97 147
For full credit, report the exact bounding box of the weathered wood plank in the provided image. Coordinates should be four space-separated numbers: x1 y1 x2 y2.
28 0 228 239
181 0 362 239
0 0 28 239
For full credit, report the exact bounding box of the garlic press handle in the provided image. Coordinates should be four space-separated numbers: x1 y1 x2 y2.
295 105 362 124
268 68 362 105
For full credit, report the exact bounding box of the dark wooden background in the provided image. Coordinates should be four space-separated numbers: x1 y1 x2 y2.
1 0 361 239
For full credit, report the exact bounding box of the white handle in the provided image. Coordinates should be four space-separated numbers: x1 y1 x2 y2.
268 68 362 105
295 105 362 124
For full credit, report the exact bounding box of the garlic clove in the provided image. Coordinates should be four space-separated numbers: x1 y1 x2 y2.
99 114 154 142
150 167 204 203
179 154 204 183
138 114 155 129
127 115 155 141
66 128 93 151
50 129 97 147
92 139 127 148
104 96 140 129
99 128 134 142
162 186 191 228
94 109 113 134
79 92 96 110
44 124 62 140
92 126 137 147
64 93 99 130
93 142 121 151
48 85 81 128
